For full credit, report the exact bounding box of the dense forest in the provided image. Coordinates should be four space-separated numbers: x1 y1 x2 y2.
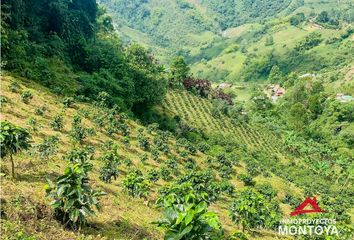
0 0 353 240
2 0 167 115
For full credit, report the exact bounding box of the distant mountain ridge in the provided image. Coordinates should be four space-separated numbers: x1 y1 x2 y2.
100 0 354 83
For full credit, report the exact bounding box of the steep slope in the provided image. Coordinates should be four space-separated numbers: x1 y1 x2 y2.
161 88 354 226
0 75 307 239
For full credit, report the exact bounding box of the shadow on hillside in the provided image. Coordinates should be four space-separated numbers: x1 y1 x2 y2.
16 171 60 183
84 219 156 240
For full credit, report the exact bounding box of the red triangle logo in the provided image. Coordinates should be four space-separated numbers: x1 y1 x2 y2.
290 197 325 216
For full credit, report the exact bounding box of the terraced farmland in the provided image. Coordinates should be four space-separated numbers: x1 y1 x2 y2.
163 90 282 155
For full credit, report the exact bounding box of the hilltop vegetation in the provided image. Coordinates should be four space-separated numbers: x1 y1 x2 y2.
1 0 167 115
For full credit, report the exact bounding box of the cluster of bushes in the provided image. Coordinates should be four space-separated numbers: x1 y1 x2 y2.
289 13 305 26
295 32 323 52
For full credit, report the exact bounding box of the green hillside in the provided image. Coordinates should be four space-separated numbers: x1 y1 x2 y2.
2 75 352 239
1 0 353 240
0 75 298 239
162 90 282 156
190 20 354 83
100 0 354 70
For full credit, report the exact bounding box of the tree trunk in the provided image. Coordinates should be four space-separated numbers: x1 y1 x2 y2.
10 153 15 178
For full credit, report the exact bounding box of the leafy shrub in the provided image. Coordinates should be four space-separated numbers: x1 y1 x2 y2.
9 81 21 93
160 166 172 181
154 136 170 154
100 161 119 183
0 95 9 105
122 158 133 167
50 114 64 132
122 136 130 148
140 153 148 164
179 150 189 158
205 156 214 165
20 91 33 104
219 181 235 196
69 115 87 143
166 157 178 173
45 153 105 229
158 182 207 205
246 160 261 176
62 97 75 108
176 138 189 149
96 91 111 108
147 123 159 134
220 165 233 179
138 132 150 150
86 127 96 137
147 169 159 183
0 121 31 178
229 188 281 231
34 106 47 116
27 117 40 132
185 157 197 170
177 170 220 203
92 114 105 128
176 138 197 155
154 183 223 239
123 169 150 198
151 148 159 161
99 146 120 183
37 135 60 159
282 193 301 207
238 174 255 186
255 183 277 200
196 142 210 153
64 147 94 165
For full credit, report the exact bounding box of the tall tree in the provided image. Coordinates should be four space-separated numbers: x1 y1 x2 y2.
169 56 190 87
268 65 283 83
